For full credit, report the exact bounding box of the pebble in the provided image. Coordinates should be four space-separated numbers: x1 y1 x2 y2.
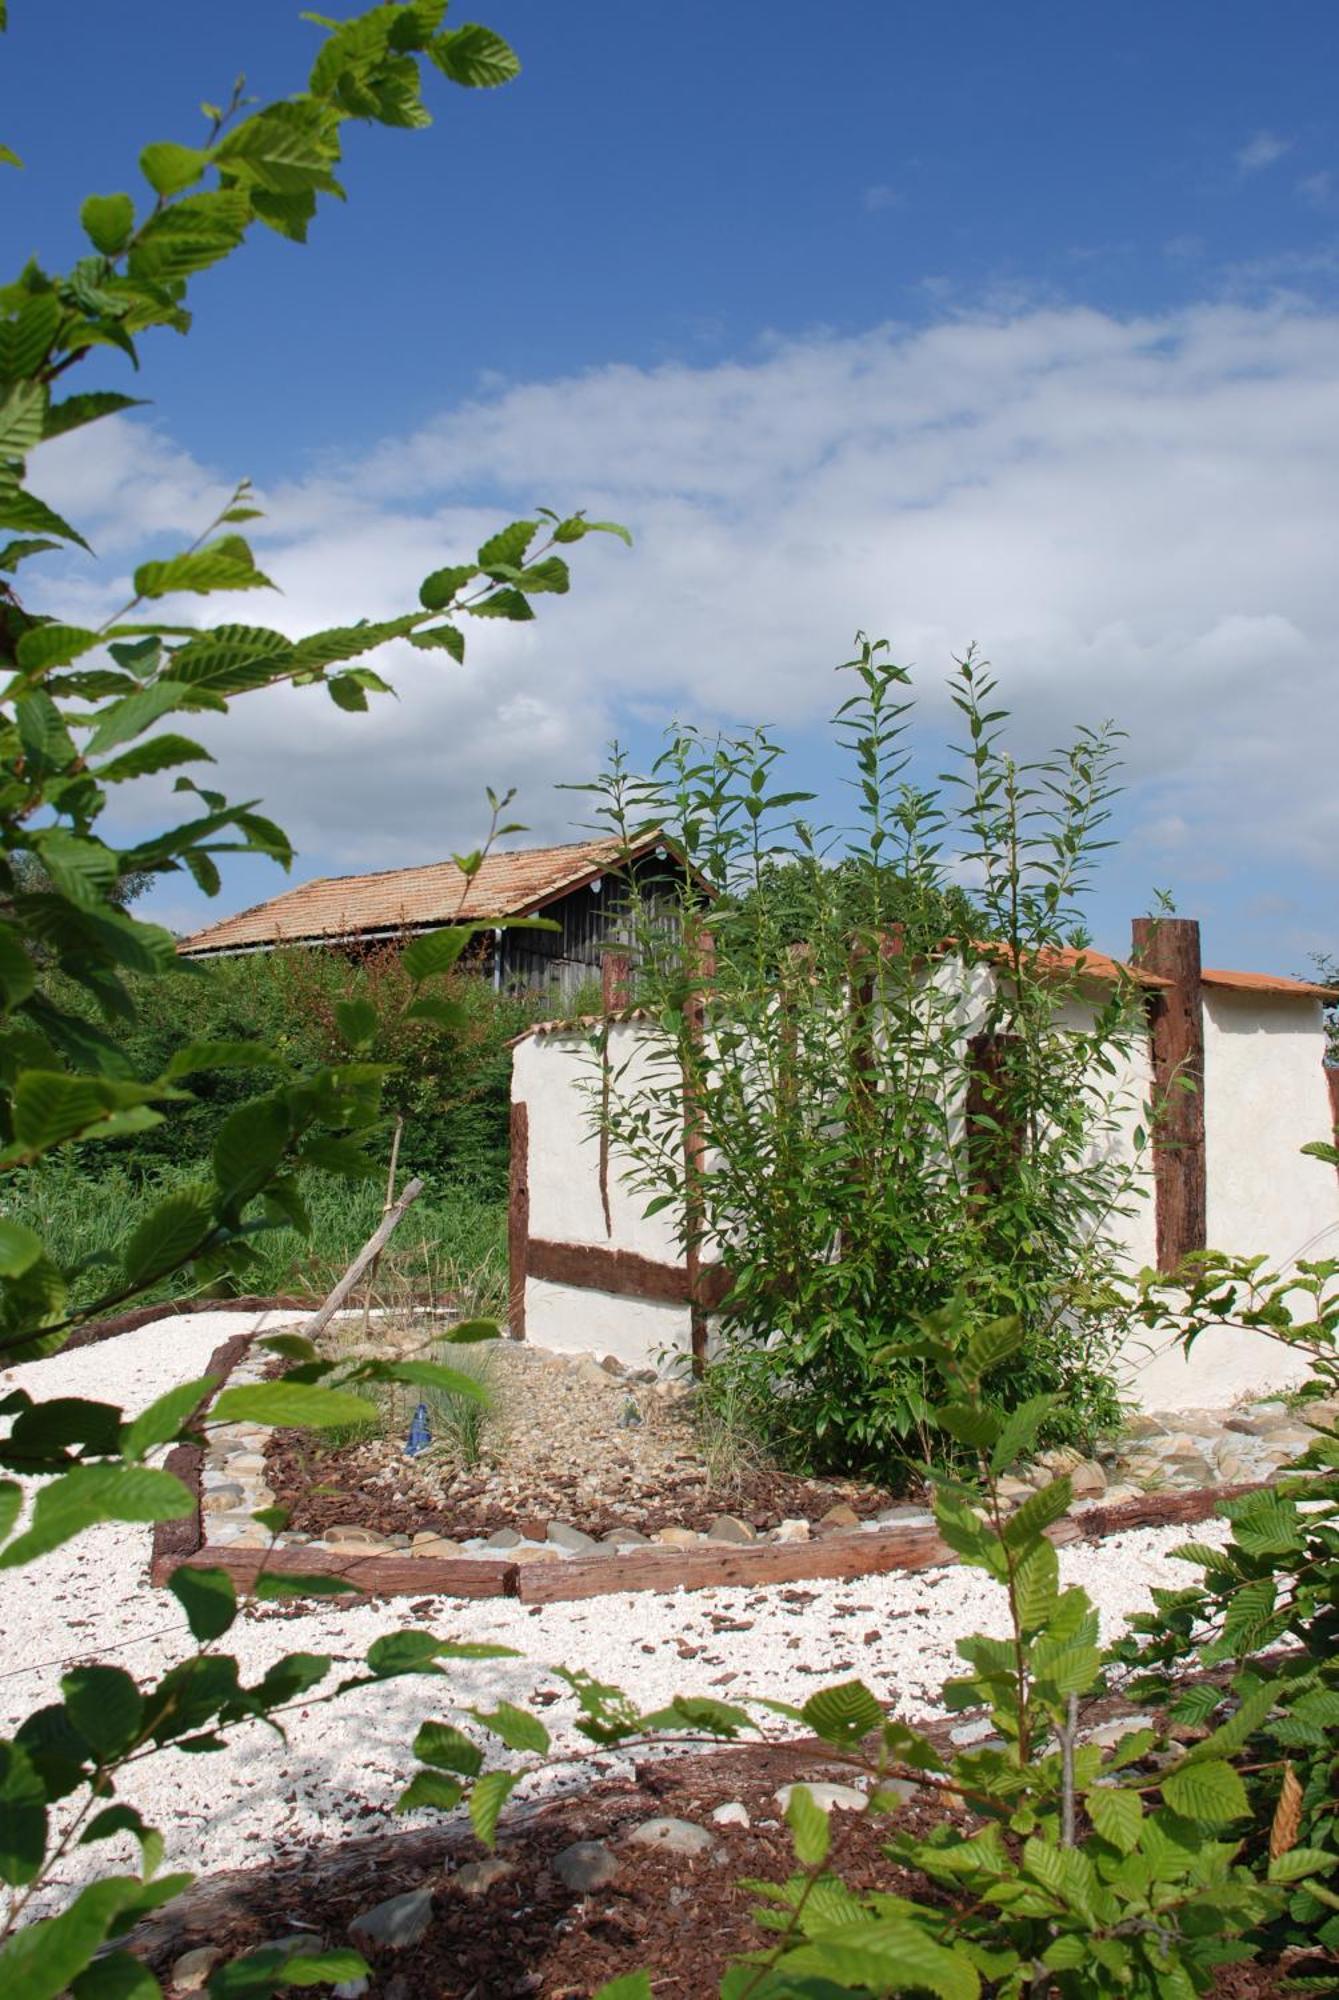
451 1856 515 1897
347 1888 434 1950
775 1782 868 1815
711 1801 751 1827
169 1945 222 1992
707 1515 755 1544
410 1534 464 1558
626 1816 719 1855
773 1518 811 1543
553 1840 621 1892
547 1521 600 1554
817 1503 861 1532
484 1527 524 1549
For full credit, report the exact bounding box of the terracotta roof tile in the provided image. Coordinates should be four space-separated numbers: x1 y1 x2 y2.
1202 968 1336 1001
178 834 674 956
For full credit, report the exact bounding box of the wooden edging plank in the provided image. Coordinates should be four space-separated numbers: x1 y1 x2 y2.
512 1481 1264 1607
154 1544 517 1600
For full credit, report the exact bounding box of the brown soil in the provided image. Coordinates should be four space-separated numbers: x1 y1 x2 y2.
137 1741 1306 1999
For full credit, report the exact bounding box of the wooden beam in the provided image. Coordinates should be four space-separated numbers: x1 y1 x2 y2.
682 925 714 1376
601 948 632 1012
1130 916 1206 1273
526 1235 732 1307
156 1543 517 1599
508 1100 529 1339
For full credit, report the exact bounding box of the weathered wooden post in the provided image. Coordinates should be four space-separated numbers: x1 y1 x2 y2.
1130 915 1206 1273
683 923 715 1376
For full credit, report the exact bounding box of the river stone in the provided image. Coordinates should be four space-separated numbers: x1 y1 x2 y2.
410 1534 464 1558
601 1526 651 1547
711 1801 750 1827
484 1527 524 1549
511 1544 561 1564
451 1856 515 1896
201 1484 246 1512
772 1518 810 1542
817 1502 860 1531
707 1515 755 1544
169 1945 223 1992
1069 1459 1107 1498
554 1840 621 1892
654 1525 701 1546
322 1525 391 1549
774 1782 868 1815
547 1521 599 1554
348 1888 434 1950
626 1816 719 1855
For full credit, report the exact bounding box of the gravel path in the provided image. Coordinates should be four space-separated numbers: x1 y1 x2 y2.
0 1313 1228 1915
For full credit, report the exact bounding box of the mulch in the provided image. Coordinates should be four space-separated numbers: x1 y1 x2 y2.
263 1426 900 1542
130 1736 1307 1998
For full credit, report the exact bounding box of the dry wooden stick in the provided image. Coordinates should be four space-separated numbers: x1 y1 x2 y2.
301 1173 425 1341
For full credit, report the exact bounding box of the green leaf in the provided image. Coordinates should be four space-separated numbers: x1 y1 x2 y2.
16 622 99 673
61 1667 143 1760
121 1376 218 1460
398 1770 464 1812
0 1216 44 1277
784 1783 831 1867
133 535 272 600
0 1481 21 1543
168 623 293 692
1269 1847 1339 1884
95 734 214 785
469 586 533 621
514 555 570 594
121 1191 213 1289
139 141 208 194
1002 1477 1073 1548
553 516 633 546
0 1465 193 1568
1086 1784 1144 1854
934 1400 1001 1452
326 673 367 712
44 392 145 441
408 622 464 660
414 1720 483 1776
9 1071 160 1154
379 1359 490 1403
470 1701 550 1755
209 1383 379 1430
402 926 474 981
71 1950 159 1998
418 563 477 611
403 992 469 1031
773 1921 979 2000
0 483 91 550
430 24 521 87
1161 1757 1249 1826
801 1679 885 1746
591 1977 653 2000
467 1768 517 1849
167 1565 238 1643
79 193 135 255
366 1630 451 1678
965 1313 1024 1379
0 1740 47 1886
212 1096 290 1206
334 998 378 1049
251 1572 358 1599
165 1041 283 1080
1012 1533 1060 1632
0 380 48 459
0 1877 148 2000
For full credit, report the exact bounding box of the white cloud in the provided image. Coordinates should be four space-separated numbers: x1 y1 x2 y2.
1237 130 1293 173
24 298 1339 954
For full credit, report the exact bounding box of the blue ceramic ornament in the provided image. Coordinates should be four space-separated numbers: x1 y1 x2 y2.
404 1401 432 1458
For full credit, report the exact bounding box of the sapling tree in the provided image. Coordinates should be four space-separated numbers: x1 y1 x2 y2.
0 5 629 1991
579 639 1148 1482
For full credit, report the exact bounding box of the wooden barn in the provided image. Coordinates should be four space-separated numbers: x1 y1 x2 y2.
176 832 705 1003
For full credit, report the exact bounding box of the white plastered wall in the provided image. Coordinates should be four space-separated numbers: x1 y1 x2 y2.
514 1023 694 1364
512 990 1339 1405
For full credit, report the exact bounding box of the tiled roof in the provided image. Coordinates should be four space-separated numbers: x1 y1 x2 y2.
975 942 1173 990
1202 968 1336 1001
178 833 677 957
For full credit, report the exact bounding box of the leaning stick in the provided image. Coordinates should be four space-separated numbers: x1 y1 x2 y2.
300 1175 425 1342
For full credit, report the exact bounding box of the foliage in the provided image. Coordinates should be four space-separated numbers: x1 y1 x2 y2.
0 5 625 1989
1110 1232 1339 1992
581 640 1140 1486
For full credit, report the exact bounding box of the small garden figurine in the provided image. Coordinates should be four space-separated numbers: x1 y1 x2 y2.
404 1402 432 1458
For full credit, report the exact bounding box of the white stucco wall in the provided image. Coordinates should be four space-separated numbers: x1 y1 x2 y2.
512 987 1339 1406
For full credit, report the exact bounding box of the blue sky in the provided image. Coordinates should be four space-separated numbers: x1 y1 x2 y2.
8 2 1339 971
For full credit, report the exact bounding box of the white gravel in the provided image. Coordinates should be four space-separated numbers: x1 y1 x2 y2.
0 1312 1226 1914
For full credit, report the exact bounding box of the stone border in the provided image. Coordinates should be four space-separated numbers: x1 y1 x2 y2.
153 1336 1270 1603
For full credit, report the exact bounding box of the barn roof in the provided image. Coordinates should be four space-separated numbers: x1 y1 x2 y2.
177 832 689 958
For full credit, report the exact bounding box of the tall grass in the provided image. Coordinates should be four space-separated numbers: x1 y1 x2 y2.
10 1157 508 1318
